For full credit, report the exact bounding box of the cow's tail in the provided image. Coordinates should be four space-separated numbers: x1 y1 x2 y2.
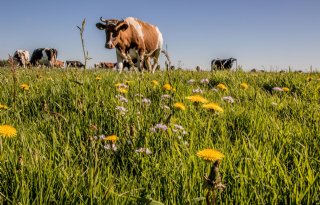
161 49 171 70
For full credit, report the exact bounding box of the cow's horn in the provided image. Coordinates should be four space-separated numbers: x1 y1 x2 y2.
100 17 107 22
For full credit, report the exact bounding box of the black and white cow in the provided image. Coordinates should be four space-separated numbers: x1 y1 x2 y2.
66 60 84 68
211 58 237 71
30 48 58 67
13 50 30 68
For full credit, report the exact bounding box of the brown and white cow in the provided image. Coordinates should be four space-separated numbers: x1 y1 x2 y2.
54 60 64 68
96 17 163 73
94 62 116 69
30 48 57 67
13 50 30 68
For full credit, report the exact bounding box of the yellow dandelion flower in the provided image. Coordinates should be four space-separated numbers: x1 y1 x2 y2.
0 125 17 138
117 88 128 94
0 104 9 110
197 149 224 162
240 83 249 90
185 95 209 103
307 77 312 82
163 83 175 91
104 135 118 143
216 83 227 91
114 83 128 88
202 103 224 113
20 84 29 91
174 102 186 111
282 87 290 92
151 80 159 86
96 76 102 81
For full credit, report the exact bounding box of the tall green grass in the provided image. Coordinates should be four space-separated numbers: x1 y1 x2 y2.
0 68 319 204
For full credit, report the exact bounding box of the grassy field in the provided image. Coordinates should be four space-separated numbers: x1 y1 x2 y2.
0 68 319 204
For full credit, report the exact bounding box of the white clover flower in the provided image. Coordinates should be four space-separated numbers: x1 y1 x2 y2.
192 88 203 93
104 143 117 151
161 105 171 110
200 78 209 84
161 94 171 100
222 96 234 104
187 79 195 84
142 98 151 105
173 124 185 130
211 88 219 92
272 87 283 92
135 147 152 155
149 127 156 133
145 148 152 155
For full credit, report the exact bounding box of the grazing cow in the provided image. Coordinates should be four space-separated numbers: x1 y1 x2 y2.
54 60 64 68
30 48 57 67
211 58 237 71
13 50 30 68
94 62 116 69
66 60 84 68
96 17 163 73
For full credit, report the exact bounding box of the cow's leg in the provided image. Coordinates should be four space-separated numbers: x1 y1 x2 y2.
127 55 138 72
117 50 137 73
145 57 152 72
137 50 146 72
116 50 125 73
151 49 161 74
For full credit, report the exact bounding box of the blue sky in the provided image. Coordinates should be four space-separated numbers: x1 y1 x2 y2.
0 0 319 71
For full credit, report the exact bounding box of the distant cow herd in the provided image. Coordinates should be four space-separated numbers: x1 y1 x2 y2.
1 16 239 72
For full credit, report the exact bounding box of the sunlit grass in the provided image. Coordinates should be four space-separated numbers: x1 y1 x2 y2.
0 68 319 204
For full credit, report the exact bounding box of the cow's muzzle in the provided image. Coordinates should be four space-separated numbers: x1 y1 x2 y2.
105 43 114 49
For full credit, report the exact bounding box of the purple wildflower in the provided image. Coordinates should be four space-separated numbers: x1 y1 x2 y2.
115 106 128 115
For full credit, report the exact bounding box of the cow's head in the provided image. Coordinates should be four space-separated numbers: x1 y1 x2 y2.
96 17 129 49
229 58 237 63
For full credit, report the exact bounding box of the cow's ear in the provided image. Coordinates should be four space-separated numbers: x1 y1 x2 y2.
96 23 106 30
116 22 129 32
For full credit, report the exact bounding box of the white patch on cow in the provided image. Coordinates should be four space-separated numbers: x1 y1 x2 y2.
39 49 49 65
128 48 138 59
155 27 163 49
15 50 29 68
126 17 144 38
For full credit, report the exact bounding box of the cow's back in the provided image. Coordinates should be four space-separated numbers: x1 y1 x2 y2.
30 48 44 64
126 17 163 54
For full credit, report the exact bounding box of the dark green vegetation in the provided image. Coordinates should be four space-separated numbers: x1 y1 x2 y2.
0 68 319 204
